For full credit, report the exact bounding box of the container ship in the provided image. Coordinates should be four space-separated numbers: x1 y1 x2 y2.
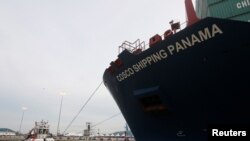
103 0 250 140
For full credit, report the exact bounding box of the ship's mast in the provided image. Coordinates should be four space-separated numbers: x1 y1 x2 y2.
185 0 199 26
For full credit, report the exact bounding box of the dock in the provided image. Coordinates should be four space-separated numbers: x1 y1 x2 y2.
0 135 134 141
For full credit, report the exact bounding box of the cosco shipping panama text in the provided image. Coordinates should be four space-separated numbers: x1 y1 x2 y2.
116 24 223 82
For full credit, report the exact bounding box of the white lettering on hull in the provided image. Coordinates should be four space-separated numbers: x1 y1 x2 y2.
116 24 223 82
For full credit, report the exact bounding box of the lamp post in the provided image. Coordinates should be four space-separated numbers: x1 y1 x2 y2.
19 106 27 134
57 92 66 136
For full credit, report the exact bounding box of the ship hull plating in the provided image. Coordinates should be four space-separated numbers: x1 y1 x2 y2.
103 18 250 141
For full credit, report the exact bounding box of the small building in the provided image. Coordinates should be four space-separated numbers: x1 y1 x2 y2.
0 128 16 136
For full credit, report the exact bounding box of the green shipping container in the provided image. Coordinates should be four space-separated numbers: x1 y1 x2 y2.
230 12 250 22
207 0 223 5
208 0 250 19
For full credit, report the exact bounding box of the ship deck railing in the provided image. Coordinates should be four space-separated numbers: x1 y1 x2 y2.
118 39 146 54
118 21 187 54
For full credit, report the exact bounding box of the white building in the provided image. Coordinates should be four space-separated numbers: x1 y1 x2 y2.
0 128 16 136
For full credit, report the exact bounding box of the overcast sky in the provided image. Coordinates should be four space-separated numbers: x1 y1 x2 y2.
0 0 188 134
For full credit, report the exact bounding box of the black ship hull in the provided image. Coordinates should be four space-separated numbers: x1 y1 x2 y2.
103 18 250 141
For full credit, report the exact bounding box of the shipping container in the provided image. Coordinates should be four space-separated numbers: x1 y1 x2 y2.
195 0 250 22
208 0 250 18
195 0 208 18
207 0 223 6
230 12 250 22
